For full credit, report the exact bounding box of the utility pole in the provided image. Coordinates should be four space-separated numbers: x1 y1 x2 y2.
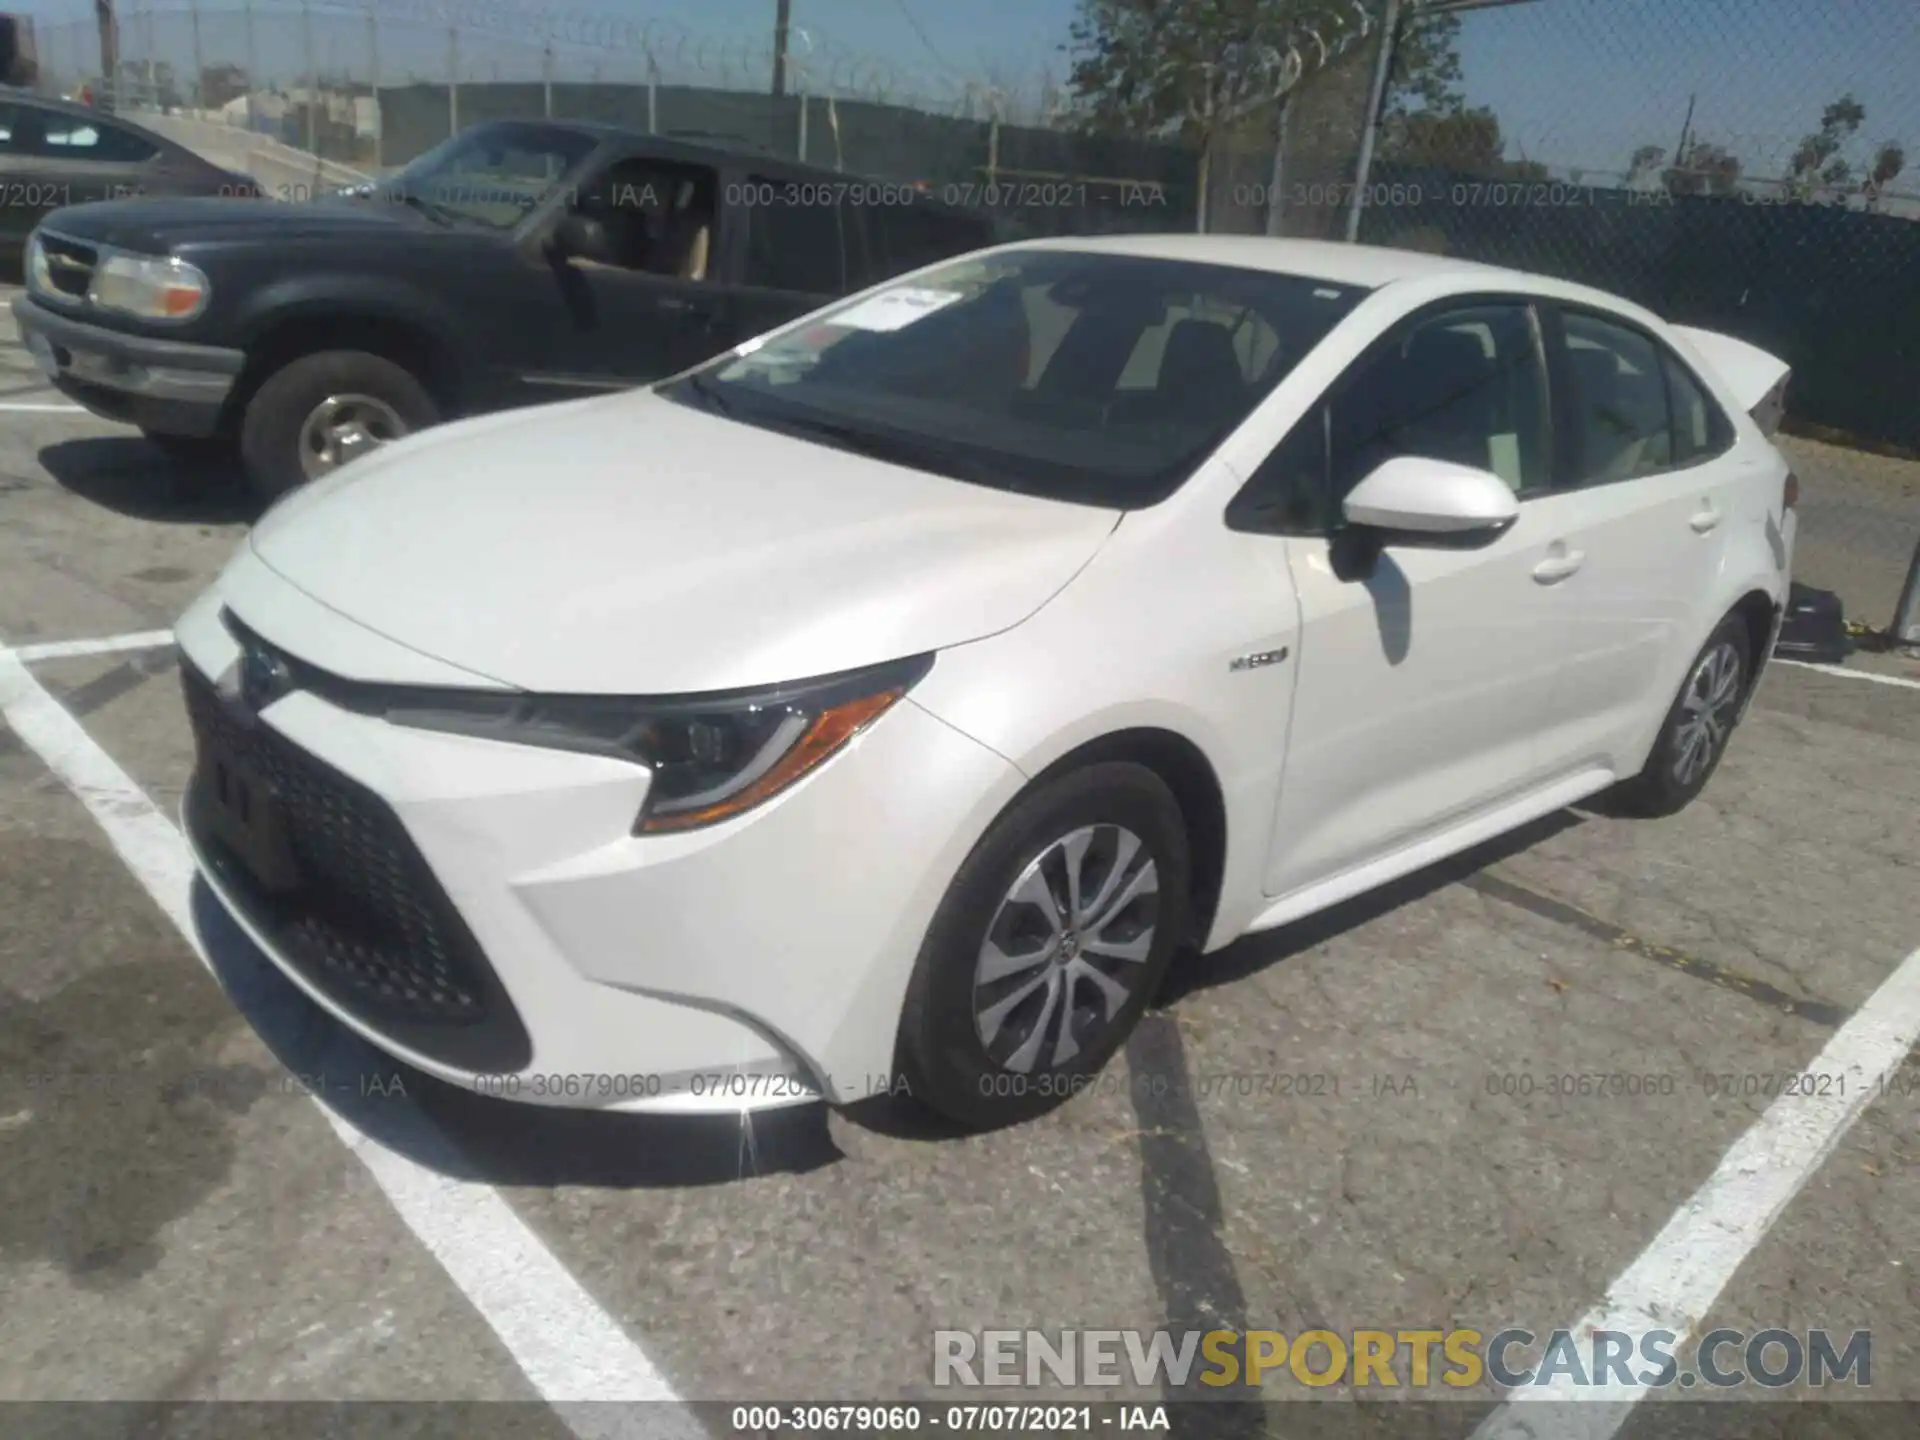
189 1 204 114
94 0 119 109
1345 0 1542 243
772 0 791 97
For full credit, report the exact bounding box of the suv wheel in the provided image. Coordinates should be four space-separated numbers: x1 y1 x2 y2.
1613 613 1753 817
895 762 1190 1131
238 350 438 501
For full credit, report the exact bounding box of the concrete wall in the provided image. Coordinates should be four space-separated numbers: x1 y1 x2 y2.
127 109 372 199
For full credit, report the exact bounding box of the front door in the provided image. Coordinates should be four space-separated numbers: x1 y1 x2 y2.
528 154 734 393
1254 299 1574 899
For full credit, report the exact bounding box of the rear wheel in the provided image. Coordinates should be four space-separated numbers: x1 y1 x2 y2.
895 762 1190 1130
1612 613 1753 817
238 350 438 502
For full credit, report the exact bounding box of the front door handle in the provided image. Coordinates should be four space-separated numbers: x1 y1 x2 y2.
1532 549 1585 584
1690 503 1723 534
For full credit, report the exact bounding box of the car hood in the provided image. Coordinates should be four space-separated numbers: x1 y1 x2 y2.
43 196 431 252
248 392 1122 695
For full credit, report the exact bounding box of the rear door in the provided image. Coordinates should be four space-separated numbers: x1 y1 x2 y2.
1522 305 1745 778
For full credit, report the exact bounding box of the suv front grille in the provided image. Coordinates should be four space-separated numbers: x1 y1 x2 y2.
181 661 533 1074
38 232 97 298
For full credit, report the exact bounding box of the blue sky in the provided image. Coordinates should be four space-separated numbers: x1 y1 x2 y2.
15 0 1919 182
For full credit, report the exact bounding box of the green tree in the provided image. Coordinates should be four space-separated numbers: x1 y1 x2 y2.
1861 141 1905 211
1663 137 1742 197
1785 93 1866 201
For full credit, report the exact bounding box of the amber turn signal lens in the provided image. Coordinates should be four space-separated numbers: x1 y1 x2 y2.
637 688 906 834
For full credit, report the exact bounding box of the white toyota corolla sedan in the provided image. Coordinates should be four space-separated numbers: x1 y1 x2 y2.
175 235 1797 1129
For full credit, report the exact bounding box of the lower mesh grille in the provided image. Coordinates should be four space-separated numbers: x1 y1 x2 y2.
182 661 532 1072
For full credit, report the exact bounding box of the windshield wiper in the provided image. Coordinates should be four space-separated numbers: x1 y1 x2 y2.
387 189 460 227
681 371 736 417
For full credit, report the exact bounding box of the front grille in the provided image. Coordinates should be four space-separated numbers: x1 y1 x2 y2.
182 661 533 1073
38 232 97 298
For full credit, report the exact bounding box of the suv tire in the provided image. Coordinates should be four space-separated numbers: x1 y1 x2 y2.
238 350 438 502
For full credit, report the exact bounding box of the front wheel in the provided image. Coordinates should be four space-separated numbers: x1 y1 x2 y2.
238 349 438 502
895 762 1191 1131
1612 613 1753 817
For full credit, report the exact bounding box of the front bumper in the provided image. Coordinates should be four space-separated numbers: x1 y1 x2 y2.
174 554 1024 1111
11 294 245 438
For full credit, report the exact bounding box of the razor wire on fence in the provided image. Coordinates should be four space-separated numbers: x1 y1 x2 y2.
19 0 1920 636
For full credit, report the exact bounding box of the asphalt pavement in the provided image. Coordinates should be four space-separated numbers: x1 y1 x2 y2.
2 283 1918 1435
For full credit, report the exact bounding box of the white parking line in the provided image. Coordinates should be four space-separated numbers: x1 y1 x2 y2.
0 401 89 414
1775 658 1920 692
0 647 697 1434
7 629 178 663
1471 941 1920 1440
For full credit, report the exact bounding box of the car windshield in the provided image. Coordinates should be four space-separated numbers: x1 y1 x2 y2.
365 122 599 229
658 249 1367 508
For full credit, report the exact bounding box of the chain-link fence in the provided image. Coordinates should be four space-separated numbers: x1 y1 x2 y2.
21 0 1920 642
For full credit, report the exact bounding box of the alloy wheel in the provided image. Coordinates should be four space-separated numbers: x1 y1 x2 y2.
971 824 1160 1074
1671 639 1743 786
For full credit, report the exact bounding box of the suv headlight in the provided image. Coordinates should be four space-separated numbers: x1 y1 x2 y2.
382 654 935 834
89 253 211 321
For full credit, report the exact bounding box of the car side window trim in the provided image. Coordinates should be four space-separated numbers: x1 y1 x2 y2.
1227 290 1554 537
1541 301 1738 490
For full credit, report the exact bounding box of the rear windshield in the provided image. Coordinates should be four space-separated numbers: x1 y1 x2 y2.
659 248 1367 509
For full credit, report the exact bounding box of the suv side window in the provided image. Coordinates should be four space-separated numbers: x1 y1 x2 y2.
859 203 993 287
1229 301 1550 534
744 177 847 295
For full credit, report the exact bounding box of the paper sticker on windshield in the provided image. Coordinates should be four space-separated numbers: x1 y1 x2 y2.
827 286 965 332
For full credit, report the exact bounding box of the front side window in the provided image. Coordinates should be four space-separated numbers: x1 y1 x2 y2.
1233 301 1550 533
661 249 1367 508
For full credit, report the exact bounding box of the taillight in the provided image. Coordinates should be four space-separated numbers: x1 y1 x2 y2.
1783 471 1799 510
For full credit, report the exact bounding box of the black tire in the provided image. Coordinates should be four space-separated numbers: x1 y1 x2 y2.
1612 612 1753 818
895 761 1191 1131
237 349 438 502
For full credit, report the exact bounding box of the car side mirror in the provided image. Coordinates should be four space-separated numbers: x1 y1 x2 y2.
1341 456 1520 547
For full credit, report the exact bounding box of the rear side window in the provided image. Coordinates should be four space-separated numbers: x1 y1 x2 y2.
38 114 160 163
1664 351 1736 465
743 177 848 295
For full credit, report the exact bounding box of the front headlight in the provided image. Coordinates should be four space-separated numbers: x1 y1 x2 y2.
88 252 211 321
382 654 935 834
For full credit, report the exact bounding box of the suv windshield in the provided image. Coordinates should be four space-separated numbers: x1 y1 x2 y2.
659 248 1366 508
363 122 599 229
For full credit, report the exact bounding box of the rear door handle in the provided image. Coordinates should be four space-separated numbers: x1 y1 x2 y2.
1532 549 1585 584
1690 504 1723 534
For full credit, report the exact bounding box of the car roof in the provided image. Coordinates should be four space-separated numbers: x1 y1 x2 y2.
998 231 1672 324
1007 232 1523 287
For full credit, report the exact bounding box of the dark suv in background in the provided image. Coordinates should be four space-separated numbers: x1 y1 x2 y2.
12 119 999 498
